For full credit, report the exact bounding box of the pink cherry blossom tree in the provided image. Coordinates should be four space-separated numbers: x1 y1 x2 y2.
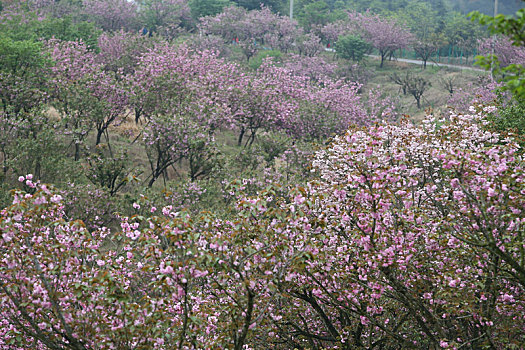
199 6 301 61
96 30 155 75
128 43 238 185
348 11 414 68
282 54 338 81
48 40 128 159
447 78 508 113
295 32 324 57
82 0 140 32
255 110 524 348
478 35 525 68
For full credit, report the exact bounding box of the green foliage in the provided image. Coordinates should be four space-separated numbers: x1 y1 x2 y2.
138 0 193 32
256 131 291 164
297 0 331 28
231 0 284 11
453 0 524 16
444 11 485 46
0 183 11 210
34 17 101 50
190 0 231 19
476 54 525 100
487 99 525 145
390 1 438 38
248 49 282 70
0 11 100 48
0 37 49 114
5 117 83 185
335 34 370 61
470 9 525 46
187 137 223 182
344 0 411 14
85 145 138 196
0 37 44 75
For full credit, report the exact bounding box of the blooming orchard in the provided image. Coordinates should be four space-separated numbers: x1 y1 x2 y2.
1 110 523 349
1 1 523 349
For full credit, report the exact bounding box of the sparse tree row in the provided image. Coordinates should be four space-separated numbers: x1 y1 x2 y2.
0 0 524 349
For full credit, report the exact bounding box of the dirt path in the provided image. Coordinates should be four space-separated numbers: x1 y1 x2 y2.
370 55 486 72
324 48 486 72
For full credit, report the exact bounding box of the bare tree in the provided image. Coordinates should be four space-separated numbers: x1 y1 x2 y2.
390 71 411 95
407 75 431 109
440 76 456 94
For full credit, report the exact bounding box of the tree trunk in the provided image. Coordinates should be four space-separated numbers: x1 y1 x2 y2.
2 147 7 179
74 143 80 161
96 128 104 145
148 173 158 187
237 127 246 147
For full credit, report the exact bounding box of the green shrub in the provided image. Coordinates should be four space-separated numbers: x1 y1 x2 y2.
248 49 282 70
336 34 370 61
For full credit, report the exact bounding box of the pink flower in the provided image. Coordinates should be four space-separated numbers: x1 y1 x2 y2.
193 270 208 278
159 263 174 275
294 194 305 204
501 293 515 303
50 194 63 203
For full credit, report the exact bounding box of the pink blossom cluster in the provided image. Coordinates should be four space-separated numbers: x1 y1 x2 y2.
321 11 414 67
199 6 301 59
447 79 507 113
48 39 128 150
282 54 338 81
478 35 525 68
299 110 525 348
82 0 139 32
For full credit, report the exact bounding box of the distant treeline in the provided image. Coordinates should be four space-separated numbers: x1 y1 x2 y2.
228 0 524 17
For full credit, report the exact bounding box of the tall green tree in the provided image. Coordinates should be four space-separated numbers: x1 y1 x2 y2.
297 0 331 29
190 0 231 19
0 37 49 115
444 11 484 63
230 0 284 11
393 1 438 38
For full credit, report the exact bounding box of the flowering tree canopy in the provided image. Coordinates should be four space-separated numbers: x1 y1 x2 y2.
348 11 414 68
199 6 301 60
2 109 523 349
478 35 525 69
82 0 139 32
